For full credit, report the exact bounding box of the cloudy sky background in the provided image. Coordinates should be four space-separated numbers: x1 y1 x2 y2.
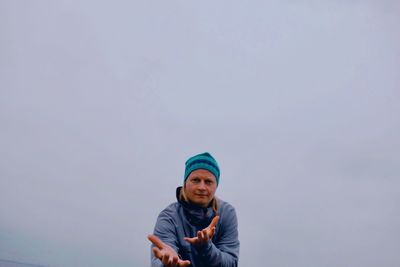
1 1 399 266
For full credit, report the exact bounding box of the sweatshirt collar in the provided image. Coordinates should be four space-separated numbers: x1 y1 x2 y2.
176 187 215 228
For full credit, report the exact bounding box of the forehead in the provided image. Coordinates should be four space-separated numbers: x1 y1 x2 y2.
188 169 216 180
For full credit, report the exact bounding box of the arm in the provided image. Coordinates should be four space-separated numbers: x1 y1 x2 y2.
151 210 177 267
150 209 190 267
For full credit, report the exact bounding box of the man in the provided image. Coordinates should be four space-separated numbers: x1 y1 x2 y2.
148 152 240 267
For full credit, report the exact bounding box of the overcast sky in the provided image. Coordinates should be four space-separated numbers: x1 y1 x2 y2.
1 1 399 267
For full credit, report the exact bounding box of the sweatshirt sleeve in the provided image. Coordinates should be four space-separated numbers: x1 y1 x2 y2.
192 205 240 267
151 208 179 267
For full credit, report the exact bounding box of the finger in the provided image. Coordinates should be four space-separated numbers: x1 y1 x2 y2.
167 254 175 267
162 253 172 266
202 229 209 241
148 234 165 249
161 254 168 266
178 259 191 267
184 236 197 244
209 216 220 229
197 230 204 241
171 256 178 267
167 255 174 267
210 226 216 238
152 247 163 260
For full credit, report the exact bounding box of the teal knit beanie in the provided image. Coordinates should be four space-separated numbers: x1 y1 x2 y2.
184 152 220 185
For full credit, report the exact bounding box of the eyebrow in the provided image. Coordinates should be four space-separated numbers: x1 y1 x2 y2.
190 176 214 181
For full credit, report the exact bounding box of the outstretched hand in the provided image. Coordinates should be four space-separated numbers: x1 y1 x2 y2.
148 234 191 267
184 215 220 246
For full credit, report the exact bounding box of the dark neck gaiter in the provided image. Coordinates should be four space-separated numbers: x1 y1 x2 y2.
176 187 215 229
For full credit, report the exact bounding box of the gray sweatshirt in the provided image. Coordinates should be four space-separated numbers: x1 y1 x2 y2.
151 187 240 267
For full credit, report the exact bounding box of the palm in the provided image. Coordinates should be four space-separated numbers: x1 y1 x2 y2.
148 234 191 267
184 215 220 245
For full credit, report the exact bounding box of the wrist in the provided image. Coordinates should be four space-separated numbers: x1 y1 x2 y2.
192 239 212 254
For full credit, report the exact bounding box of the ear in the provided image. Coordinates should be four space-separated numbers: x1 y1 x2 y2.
183 183 187 192
181 184 188 201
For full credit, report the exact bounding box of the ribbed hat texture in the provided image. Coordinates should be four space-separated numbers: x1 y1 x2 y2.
184 152 220 185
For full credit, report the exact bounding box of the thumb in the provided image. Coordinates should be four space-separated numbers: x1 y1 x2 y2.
178 259 191 267
210 226 216 238
184 236 197 244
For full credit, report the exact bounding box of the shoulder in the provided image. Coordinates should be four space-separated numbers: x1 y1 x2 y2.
217 199 238 220
154 202 182 231
218 198 236 212
157 202 181 220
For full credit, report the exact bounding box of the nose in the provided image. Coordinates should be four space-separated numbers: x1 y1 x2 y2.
198 181 206 190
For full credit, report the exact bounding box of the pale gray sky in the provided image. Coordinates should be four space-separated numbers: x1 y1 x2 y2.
1 1 399 267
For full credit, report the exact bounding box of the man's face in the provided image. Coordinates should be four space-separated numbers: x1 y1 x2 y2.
184 169 217 207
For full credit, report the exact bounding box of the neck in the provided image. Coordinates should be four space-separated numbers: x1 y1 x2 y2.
177 186 219 212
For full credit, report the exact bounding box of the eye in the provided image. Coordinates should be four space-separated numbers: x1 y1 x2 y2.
205 180 214 185
192 178 200 183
